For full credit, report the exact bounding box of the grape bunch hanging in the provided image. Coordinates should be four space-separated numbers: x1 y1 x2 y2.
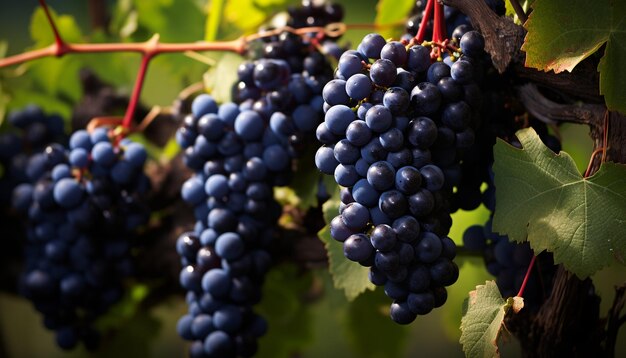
174 2 344 356
315 0 491 323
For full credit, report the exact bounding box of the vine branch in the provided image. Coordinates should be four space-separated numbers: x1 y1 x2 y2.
38 0 64 49
508 0 528 23
0 38 248 68
1 1 344 131
517 83 605 127
605 282 626 357
440 0 524 73
123 47 154 129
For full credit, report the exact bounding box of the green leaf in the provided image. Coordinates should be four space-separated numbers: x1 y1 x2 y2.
132 0 205 42
598 10 626 114
110 0 139 38
0 41 7 58
256 264 314 358
318 198 375 301
222 0 296 37
203 52 244 103
492 127 626 278
346 289 408 357
459 280 510 358
30 6 84 47
0 80 10 127
205 0 225 41
374 0 415 39
505 0 529 25
289 144 323 210
522 0 626 113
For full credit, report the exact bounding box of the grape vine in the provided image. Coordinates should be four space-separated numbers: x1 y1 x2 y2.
0 0 625 357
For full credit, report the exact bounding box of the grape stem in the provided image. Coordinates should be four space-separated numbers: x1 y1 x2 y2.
433 0 446 43
516 254 536 298
123 51 152 129
415 0 435 44
1 1 345 133
38 0 64 50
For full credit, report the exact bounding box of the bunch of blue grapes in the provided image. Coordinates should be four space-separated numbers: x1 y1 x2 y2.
175 0 344 353
0 105 66 206
286 0 344 28
176 93 311 357
11 127 150 350
233 4 343 160
0 105 67 292
315 29 488 324
463 218 557 309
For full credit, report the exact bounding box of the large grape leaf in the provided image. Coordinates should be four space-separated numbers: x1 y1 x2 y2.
522 0 626 114
374 0 415 39
318 197 375 301
459 281 511 358
492 128 626 278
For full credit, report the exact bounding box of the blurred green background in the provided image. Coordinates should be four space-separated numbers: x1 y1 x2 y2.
0 1 623 357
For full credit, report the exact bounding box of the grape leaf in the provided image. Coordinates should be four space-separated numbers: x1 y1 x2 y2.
492 128 626 278
346 289 408 357
223 0 295 38
30 6 84 46
289 144 323 210
205 0 225 41
132 0 205 42
459 280 510 358
374 0 415 39
203 52 244 103
256 264 314 358
522 0 626 114
318 197 375 301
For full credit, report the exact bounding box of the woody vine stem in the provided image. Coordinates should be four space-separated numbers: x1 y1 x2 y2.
0 0 346 133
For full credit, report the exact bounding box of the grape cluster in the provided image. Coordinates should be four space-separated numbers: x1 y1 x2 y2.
463 218 556 309
0 105 67 300
176 94 298 357
233 5 343 159
175 0 344 353
315 30 488 323
0 105 66 206
11 128 150 350
286 0 344 28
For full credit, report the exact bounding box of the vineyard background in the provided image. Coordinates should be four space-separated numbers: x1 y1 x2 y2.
0 1 624 357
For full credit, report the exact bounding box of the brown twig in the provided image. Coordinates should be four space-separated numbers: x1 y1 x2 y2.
0 21 347 69
517 84 605 126
88 0 109 32
508 0 528 23
0 38 247 68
